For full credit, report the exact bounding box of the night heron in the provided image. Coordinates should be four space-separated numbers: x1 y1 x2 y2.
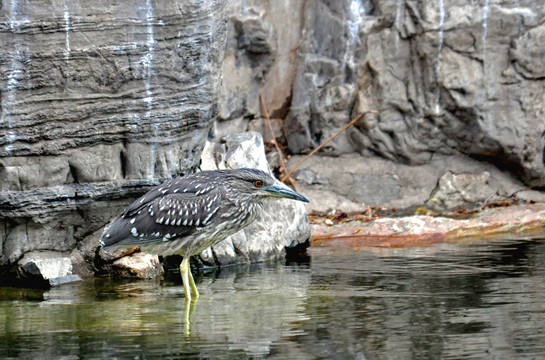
101 168 309 300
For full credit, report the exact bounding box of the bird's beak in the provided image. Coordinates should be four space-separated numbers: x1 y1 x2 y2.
265 183 309 203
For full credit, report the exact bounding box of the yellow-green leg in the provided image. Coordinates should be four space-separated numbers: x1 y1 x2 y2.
180 257 199 300
188 267 199 298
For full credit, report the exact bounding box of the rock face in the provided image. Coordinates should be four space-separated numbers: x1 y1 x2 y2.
217 1 545 191
0 1 228 278
213 0 303 139
286 1 545 186
288 152 545 214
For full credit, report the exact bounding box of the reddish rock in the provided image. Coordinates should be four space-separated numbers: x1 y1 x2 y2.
110 253 163 279
311 203 545 248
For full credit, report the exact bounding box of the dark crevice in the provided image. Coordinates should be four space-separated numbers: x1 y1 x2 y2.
120 149 128 179
210 246 221 269
232 241 246 260
68 164 79 184
270 93 293 119
285 237 311 264
1 221 7 261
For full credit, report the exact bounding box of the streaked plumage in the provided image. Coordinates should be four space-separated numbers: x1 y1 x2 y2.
101 168 309 300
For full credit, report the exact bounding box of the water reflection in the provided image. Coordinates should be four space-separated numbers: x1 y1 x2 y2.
281 239 545 359
1 238 545 359
0 264 311 359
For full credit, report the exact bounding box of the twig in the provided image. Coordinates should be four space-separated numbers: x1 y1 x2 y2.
508 180 545 198
479 191 500 211
288 40 302 58
281 110 378 182
259 94 297 190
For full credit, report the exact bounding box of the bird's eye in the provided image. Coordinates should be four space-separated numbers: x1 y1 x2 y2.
254 180 264 188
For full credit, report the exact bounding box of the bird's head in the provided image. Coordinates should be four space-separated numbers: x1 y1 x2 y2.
226 168 309 204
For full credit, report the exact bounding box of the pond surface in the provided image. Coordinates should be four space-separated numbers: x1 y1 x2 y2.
1 237 545 359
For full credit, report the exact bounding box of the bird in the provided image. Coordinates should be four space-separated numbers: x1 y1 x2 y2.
101 168 309 300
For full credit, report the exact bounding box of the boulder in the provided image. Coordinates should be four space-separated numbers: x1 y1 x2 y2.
17 251 82 287
426 171 502 210
110 253 163 280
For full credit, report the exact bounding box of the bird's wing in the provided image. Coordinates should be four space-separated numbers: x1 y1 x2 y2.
102 188 223 248
122 177 180 218
121 172 223 218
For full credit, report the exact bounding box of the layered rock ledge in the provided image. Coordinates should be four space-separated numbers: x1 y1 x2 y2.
311 203 545 249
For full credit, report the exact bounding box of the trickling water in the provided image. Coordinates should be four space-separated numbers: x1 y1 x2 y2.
344 0 365 70
481 0 492 103
1 0 28 155
140 0 158 178
394 0 404 52
433 0 445 115
482 0 490 49
240 0 249 16
63 4 71 60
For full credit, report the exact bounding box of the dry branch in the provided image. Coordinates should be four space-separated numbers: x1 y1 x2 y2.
281 110 378 182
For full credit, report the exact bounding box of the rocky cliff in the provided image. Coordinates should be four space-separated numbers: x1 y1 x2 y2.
2 0 545 282
217 0 545 189
0 0 228 277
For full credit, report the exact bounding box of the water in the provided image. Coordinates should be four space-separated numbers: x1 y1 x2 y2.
140 0 159 178
433 0 445 115
1 237 545 359
63 4 71 60
394 0 404 52
1 0 28 156
344 0 365 70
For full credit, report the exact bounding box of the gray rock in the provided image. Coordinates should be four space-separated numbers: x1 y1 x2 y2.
218 5 274 121
348 174 400 206
213 131 272 174
212 117 250 139
68 144 124 183
287 152 531 213
0 1 227 158
0 156 70 191
265 151 282 172
17 251 82 287
426 171 501 210
216 1 545 205
218 0 305 122
511 21 545 79
285 0 369 155
295 169 329 186
248 118 285 143
198 131 310 267
276 0 545 187
4 220 77 265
